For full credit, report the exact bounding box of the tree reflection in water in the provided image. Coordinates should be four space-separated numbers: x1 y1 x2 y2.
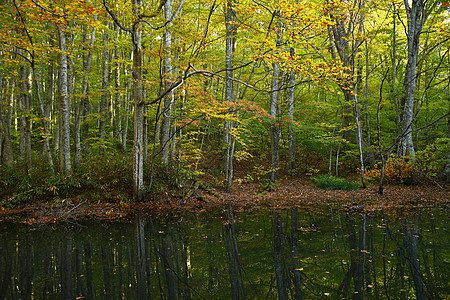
0 207 448 299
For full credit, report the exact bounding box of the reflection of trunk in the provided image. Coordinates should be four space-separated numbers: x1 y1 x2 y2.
272 211 287 300
101 246 114 298
403 218 427 299
19 239 33 299
181 232 192 299
127 244 137 297
290 209 303 299
161 234 178 300
0 241 14 299
60 237 73 300
75 241 86 298
338 213 364 299
225 208 245 299
117 244 125 299
84 242 95 299
42 244 55 297
135 216 148 299
367 217 379 298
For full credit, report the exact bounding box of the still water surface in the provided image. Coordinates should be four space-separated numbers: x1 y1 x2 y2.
0 206 448 299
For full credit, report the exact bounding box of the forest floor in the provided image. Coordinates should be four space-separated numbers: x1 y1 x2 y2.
1 175 449 225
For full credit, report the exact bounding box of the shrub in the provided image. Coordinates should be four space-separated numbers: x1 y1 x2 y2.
312 174 359 191
363 157 418 183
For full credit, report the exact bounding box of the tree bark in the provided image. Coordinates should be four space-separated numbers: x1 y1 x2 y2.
0 77 15 167
444 96 450 184
287 52 296 174
224 0 237 192
57 25 72 175
400 0 426 158
132 0 145 201
19 65 32 173
113 24 123 145
160 0 174 166
270 61 280 183
74 24 95 168
99 21 110 152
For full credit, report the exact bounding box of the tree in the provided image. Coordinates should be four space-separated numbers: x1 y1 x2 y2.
57 24 72 175
399 0 427 158
223 0 237 192
160 0 175 166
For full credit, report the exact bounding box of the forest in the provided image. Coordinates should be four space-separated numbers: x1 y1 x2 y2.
1 0 450 207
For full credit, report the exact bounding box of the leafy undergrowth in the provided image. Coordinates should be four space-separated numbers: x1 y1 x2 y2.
312 174 359 191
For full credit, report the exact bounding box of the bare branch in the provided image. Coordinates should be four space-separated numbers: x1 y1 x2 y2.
103 0 132 35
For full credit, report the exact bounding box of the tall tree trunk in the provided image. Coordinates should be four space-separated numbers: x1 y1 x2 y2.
0 77 15 167
113 25 122 145
74 24 95 168
132 0 145 201
443 91 450 184
160 0 174 166
100 22 110 151
19 65 32 173
328 2 368 184
392 3 401 152
57 25 72 175
123 52 132 154
400 0 426 158
224 0 237 192
287 52 296 174
31 63 54 173
270 61 280 183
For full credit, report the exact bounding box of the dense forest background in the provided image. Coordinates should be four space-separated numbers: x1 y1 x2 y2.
1 0 450 203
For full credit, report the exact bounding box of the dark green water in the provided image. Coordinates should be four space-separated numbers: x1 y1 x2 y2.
0 206 449 299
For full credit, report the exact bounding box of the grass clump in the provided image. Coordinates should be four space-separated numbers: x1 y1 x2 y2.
312 174 359 191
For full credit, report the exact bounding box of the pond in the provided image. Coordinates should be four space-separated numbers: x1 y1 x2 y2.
0 205 448 299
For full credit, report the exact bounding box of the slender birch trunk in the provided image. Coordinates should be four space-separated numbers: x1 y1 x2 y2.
132 0 145 201
287 49 296 174
160 0 174 166
0 77 14 167
18 64 32 173
57 25 72 175
113 25 122 145
74 23 96 168
99 22 110 151
443 89 450 184
224 0 237 191
31 64 54 172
